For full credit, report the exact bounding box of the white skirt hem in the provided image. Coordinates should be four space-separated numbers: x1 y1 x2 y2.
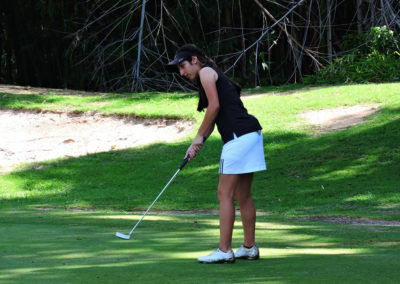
219 131 267 174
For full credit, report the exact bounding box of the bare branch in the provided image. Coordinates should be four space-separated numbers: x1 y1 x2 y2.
253 0 322 68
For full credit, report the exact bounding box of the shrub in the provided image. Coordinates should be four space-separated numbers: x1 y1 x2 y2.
305 26 400 84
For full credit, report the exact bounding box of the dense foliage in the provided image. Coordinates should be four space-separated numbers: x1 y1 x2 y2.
1 1 399 91
305 26 400 84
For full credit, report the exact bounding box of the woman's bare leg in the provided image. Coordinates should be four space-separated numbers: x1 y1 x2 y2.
234 173 256 247
217 174 239 251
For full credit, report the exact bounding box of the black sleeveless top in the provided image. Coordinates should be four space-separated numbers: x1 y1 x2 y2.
197 65 262 144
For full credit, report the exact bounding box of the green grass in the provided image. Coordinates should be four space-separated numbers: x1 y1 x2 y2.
0 83 399 283
1 83 399 218
1 209 399 284
243 83 317 94
0 91 198 119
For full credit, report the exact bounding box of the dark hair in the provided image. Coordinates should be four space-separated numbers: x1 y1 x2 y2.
177 44 242 95
175 44 217 68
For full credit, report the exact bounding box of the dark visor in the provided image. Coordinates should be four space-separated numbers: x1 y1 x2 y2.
165 51 198 72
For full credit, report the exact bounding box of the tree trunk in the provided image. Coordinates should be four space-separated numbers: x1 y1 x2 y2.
357 0 363 34
224 0 232 28
238 0 248 80
326 0 333 62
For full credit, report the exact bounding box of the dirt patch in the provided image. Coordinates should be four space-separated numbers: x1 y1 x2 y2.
0 84 381 171
0 109 193 172
34 207 270 216
296 216 400 227
299 104 380 133
126 210 270 216
242 88 380 134
0 84 194 172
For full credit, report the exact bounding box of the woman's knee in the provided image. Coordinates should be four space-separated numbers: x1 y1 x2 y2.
235 192 252 207
218 174 238 201
218 185 234 203
234 174 253 203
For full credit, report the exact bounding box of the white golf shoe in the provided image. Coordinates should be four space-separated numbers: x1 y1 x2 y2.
234 245 260 260
197 248 235 264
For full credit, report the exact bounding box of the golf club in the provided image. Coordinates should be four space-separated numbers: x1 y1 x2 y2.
115 155 190 240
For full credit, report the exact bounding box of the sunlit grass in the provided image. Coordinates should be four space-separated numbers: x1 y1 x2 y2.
1 83 399 217
0 91 199 119
1 81 399 283
0 209 399 283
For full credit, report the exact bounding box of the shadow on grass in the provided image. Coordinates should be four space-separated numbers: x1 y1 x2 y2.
261 106 400 215
1 210 399 283
1 107 399 217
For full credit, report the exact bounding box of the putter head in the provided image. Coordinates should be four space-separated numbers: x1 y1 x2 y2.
115 232 131 240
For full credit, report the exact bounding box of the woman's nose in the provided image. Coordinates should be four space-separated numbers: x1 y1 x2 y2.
180 69 185 76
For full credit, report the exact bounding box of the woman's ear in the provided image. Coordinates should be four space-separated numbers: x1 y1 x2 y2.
191 56 198 64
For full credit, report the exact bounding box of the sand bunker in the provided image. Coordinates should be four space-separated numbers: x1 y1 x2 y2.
0 110 193 171
0 83 380 171
300 104 379 133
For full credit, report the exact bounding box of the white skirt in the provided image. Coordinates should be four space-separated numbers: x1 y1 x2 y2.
219 131 267 174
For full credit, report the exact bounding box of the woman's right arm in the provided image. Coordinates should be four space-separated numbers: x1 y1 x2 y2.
203 124 215 142
185 67 219 160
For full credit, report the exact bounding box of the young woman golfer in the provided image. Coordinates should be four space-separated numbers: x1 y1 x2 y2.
166 44 266 264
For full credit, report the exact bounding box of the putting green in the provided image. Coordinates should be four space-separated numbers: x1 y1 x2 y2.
1 209 399 283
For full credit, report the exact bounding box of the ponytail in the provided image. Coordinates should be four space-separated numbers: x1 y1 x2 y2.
176 43 242 99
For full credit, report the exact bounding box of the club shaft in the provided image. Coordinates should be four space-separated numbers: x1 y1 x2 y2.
128 168 181 236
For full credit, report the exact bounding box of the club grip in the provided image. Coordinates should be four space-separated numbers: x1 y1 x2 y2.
179 155 190 170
